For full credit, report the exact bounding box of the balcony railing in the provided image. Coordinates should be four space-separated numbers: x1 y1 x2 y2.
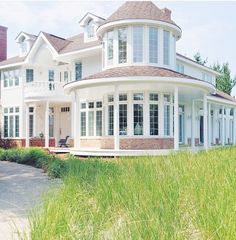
24 81 65 99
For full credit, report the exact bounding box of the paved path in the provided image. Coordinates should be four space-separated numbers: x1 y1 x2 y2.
0 161 59 240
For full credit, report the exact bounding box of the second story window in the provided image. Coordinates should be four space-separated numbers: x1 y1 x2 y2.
75 63 82 81
64 71 68 82
4 70 20 87
163 30 170 65
26 69 34 82
20 37 27 54
176 63 184 74
149 27 158 64
118 28 127 64
48 70 54 81
87 19 95 38
107 31 113 65
133 26 143 63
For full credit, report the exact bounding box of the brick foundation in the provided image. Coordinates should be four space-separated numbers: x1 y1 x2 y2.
80 137 173 150
30 138 55 147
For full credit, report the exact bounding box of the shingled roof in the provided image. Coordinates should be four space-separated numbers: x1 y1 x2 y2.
0 56 26 67
82 66 199 81
103 1 178 27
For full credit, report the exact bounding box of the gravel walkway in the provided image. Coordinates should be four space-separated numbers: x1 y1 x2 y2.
0 161 59 240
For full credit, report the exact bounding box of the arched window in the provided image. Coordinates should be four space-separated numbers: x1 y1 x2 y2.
20 36 27 54
87 19 95 38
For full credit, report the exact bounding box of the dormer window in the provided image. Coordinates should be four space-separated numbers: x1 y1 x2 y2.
20 36 27 54
87 19 95 38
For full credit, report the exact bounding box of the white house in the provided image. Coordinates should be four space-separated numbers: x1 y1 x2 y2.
0 1 236 156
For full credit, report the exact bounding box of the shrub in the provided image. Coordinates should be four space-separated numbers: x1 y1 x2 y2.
0 139 17 149
48 159 68 178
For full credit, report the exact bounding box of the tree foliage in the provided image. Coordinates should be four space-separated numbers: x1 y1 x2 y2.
194 52 208 65
213 62 236 95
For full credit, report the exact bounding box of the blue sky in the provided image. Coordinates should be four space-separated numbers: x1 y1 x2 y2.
1 1 236 94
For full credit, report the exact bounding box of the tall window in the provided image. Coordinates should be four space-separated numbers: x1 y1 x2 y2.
20 37 27 54
29 107 34 137
163 30 170 65
81 111 86 137
87 19 95 38
133 93 144 135
96 110 102 136
133 26 143 63
4 70 20 87
149 93 159 135
108 95 114 136
64 71 68 82
107 31 113 65
149 27 158 64
118 28 127 64
48 70 54 81
164 94 171 136
4 107 20 138
176 63 184 74
26 69 34 82
88 111 94 136
49 107 54 138
75 63 82 80
119 94 128 135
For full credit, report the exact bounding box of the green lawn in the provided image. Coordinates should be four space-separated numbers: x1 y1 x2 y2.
29 148 236 239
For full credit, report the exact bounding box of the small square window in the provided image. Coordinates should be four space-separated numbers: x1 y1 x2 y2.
108 95 114 103
4 108 8 114
15 107 19 113
96 101 102 108
89 102 94 109
149 93 158 101
81 103 86 109
9 107 14 113
29 107 34 113
164 94 170 103
133 93 144 101
119 94 127 101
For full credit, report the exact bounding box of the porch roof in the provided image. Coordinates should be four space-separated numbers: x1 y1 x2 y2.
212 90 236 103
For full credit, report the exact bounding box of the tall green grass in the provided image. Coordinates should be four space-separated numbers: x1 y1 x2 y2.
29 147 236 239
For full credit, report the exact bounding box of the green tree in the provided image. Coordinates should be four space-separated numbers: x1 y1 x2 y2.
194 52 208 65
213 62 236 95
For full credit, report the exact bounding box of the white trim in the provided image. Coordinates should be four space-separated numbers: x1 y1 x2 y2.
207 96 236 106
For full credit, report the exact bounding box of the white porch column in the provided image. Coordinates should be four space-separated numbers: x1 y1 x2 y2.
208 103 211 147
45 101 49 148
191 99 195 148
174 87 179 150
234 108 236 144
73 91 80 149
114 85 119 150
25 104 29 147
221 106 225 146
203 93 208 149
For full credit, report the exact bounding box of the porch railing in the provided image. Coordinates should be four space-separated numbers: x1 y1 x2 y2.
24 81 65 99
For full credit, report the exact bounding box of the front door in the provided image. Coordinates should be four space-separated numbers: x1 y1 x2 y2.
200 116 204 144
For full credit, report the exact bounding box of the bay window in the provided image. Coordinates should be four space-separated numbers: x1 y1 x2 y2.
164 94 171 136
108 95 114 136
149 93 159 135
4 107 20 138
149 27 158 64
118 28 127 64
80 111 86 137
163 30 170 65
133 26 143 63
119 93 127 135
107 31 113 65
133 93 144 135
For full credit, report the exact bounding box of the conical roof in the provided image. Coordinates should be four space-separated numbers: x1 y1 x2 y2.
104 1 177 26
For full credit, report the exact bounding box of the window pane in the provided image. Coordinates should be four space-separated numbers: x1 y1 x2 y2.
119 104 127 135
81 112 86 136
119 93 127 101
108 105 114 136
163 30 170 65
164 105 170 136
4 116 8 137
49 114 54 138
149 93 158 101
64 71 68 82
149 27 158 63
9 71 14 87
107 31 113 65
15 115 19 137
150 104 158 135
48 70 54 81
96 110 102 136
108 95 114 103
88 111 94 136
9 115 14 137
81 103 86 109
133 26 143 63
75 63 82 80
89 102 94 109
26 69 34 82
4 72 8 87
14 70 19 86
96 101 102 108
133 104 143 135
87 19 95 38
164 94 170 103
29 115 34 137
133 93 144 101
118 28 127 64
